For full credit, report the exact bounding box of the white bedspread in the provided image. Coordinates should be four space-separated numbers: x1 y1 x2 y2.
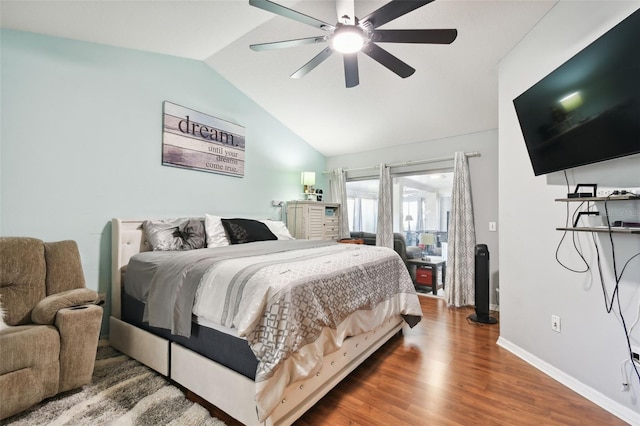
191 242 421 421
142 240 421 422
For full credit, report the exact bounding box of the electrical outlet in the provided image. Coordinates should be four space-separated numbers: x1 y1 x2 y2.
596 188 639 197
551 314 561 333
620 188 638 195
271 200 284 207
596 188 615 197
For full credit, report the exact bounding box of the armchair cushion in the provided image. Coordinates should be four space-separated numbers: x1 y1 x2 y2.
44 241 86 294
0 325 60 419
31 288 99 325
0 237 46 325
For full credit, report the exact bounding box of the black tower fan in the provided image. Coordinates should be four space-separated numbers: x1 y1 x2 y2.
468 244 497 324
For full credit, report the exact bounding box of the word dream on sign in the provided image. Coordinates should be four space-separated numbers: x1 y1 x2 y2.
162 101 246 177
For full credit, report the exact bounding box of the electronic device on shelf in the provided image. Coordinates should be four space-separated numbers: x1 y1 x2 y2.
567 193 593 198
612 221 640 228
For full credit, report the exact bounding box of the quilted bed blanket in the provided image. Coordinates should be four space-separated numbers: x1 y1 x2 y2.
141 240 422 421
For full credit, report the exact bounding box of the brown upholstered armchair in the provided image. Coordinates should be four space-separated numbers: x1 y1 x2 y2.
0 237 103 420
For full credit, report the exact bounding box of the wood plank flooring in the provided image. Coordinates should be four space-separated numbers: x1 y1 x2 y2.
193 295 627 426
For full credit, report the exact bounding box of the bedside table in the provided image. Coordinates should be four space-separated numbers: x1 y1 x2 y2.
406 257 446 295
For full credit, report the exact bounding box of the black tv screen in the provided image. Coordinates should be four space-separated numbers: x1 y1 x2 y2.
513 8 640 176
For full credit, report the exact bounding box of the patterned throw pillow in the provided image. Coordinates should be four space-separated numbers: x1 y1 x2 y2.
221 218 277 245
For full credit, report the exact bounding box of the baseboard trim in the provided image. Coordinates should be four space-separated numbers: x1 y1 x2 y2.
496 336 640 425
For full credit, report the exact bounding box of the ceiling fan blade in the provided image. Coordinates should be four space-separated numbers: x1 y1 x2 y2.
362 43 415 78
249 0 335 31
291 46 335 79
343 53 359 88
250 36 327 51
372 29 458 44
335 0 356 25
361 0 435 29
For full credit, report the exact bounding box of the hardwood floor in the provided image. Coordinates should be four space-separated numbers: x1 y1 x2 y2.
196 295 627 426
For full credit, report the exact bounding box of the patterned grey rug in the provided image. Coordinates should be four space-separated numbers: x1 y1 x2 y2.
1 340 226 426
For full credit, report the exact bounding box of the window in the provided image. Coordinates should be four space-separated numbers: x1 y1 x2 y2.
346 172 452 255
346 179 379 233
396 173 452 252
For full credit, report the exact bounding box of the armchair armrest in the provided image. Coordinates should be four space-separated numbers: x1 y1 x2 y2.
31 288 99 325
55 304 103 392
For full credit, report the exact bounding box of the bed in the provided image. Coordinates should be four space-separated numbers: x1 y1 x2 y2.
109 216 422 425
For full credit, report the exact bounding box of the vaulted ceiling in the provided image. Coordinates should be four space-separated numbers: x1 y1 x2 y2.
0 0 557 156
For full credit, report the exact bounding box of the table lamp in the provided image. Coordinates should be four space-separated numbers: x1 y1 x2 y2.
405 214 413 232
419 233 435 256
301 172 316 200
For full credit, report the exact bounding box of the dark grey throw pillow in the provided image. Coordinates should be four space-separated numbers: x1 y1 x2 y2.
220 218 277 244
177 219 206 250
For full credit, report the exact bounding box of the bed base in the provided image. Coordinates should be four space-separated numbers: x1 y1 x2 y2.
109 218 404 425
173 317 402 426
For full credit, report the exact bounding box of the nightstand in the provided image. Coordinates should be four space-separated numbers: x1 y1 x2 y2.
406 257 446 295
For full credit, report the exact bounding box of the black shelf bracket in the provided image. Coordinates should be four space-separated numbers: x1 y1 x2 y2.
568 183 598 198
573 211 599 228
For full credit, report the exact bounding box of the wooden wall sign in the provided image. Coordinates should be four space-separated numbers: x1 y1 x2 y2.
162 101 245 177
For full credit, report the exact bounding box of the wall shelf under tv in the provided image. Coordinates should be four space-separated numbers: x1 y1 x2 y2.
556 194 640 234
556 227 640 234
555 195 640 202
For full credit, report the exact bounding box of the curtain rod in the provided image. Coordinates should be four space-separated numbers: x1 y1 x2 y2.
323 151 481 174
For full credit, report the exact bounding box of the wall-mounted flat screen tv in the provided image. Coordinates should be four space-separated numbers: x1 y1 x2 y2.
513 8 640 176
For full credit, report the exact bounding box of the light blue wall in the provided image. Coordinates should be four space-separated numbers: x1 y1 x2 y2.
0 30 326 333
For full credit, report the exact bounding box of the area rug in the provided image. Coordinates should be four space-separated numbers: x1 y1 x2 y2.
2 340 226 426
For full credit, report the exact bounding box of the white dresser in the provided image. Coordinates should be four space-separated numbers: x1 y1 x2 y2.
286 201 340 241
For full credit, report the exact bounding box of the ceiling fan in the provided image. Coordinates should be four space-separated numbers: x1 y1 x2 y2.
249 0 457 88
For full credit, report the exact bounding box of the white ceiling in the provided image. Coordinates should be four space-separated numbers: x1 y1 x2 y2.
0 0 557 157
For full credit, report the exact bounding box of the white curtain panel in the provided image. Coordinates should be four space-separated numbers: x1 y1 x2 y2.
445 152 476 307
330 168 351 239
376 165 394 248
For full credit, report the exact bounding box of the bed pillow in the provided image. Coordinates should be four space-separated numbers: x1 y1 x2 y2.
221 218 278 245
205 214 230 247
178 219 206 250
260 220 295 240
143 218 206 251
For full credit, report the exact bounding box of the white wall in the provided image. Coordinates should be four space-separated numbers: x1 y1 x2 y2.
498 2 640 423
0 30 326 333
326 129 499 306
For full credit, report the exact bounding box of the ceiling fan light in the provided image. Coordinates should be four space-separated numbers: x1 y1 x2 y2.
331 26 365 53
